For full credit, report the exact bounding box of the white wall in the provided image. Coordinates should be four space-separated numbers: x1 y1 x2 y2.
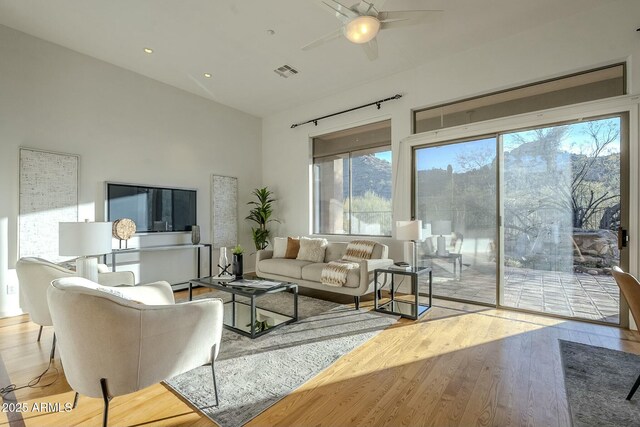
0 24 262 315
262 0 640 261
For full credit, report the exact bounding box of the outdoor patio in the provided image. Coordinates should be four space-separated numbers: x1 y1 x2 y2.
417 262 620 324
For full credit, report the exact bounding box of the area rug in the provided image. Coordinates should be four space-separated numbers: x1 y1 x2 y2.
165 292 398 427
559 340 640 427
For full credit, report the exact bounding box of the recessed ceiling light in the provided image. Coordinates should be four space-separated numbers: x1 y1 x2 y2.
267 29 275 36
143 47 153 54
204 73 212 78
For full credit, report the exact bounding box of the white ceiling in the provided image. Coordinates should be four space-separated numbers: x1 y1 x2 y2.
0 0 607 117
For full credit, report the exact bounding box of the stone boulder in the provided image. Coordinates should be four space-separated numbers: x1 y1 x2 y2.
572 229 619 274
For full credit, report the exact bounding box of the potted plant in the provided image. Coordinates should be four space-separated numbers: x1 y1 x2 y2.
246 187 279 251
231 245 244 278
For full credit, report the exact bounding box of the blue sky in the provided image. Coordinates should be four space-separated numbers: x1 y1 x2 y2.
503 117 621 155
375 151 392 162
415 117 621 172
416 137 496 172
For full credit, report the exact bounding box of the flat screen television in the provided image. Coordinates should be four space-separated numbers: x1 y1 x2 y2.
106 183 197 233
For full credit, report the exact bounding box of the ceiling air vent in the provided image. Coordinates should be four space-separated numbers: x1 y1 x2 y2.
274 64 299 78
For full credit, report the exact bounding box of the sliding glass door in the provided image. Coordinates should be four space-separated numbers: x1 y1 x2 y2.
501 116 625 323
413 114 627 324
414 137 498 304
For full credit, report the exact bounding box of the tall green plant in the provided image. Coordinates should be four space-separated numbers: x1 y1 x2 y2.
246 187 279 250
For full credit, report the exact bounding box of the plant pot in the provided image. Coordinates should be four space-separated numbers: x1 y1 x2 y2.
233 254 243 279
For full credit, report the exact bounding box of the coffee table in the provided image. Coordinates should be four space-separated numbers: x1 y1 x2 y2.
188 276 298 338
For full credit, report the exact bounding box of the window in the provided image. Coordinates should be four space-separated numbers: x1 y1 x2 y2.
313 120 392 236
413 64 625 134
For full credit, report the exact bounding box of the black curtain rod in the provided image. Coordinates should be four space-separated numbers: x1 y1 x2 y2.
290 94 403 129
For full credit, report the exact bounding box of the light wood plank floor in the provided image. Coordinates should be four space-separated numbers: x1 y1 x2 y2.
1 288 639 427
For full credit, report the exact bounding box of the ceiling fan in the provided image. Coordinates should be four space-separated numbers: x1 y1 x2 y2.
302 0 442 60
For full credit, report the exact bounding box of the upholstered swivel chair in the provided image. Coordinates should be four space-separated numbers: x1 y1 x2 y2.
48 277 223 427
16 257 135 360
611 266 640 400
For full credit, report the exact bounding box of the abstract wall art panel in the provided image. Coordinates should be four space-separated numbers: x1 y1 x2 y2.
19 148 78 262
211 175 238 249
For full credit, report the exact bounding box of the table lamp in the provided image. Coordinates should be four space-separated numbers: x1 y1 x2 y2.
396 220 423 268
431 220 452 256
59 221 113 282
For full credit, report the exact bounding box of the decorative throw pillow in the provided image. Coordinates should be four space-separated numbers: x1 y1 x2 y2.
342 240 377 262
284 237 300 259
273 237 288 258
296 237 328 263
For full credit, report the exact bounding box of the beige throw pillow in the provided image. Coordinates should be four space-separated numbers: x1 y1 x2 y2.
272 237 288 258
296 237 328 263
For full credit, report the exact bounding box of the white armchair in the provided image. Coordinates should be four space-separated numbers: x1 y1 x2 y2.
16 257 135 359
47 277 224 427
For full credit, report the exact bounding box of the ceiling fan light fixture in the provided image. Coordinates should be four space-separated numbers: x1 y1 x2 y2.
344 15 380 44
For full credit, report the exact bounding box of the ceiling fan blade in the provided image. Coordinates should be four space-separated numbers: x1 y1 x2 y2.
378 10 442 21
355 1 377 16
302 28 344 51
369 0 388 11
361 38 378 61
381 0 444 10
380 19 416 30
321 0 359 22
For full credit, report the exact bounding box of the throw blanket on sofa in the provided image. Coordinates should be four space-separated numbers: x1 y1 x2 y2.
321 260 360 287
321 240 377 287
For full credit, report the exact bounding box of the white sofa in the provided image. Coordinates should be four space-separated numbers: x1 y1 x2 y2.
255 241 393 309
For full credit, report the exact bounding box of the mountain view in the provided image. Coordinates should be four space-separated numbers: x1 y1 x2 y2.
344 154 392 199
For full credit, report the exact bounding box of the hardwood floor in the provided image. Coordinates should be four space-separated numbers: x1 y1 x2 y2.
1 289 639 426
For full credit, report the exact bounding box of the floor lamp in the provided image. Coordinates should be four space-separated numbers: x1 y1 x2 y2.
59 221 113 282
396 220 423 268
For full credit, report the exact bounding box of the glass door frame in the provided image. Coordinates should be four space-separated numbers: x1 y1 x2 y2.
407 97 638 327
411 134 499 308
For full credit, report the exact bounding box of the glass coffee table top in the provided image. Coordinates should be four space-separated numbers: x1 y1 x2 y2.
189 276 299 338
190 276 292 296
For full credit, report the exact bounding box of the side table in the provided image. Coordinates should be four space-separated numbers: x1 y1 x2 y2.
374 266 432 320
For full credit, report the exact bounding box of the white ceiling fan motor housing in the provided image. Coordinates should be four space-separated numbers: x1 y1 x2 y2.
343 15 380 44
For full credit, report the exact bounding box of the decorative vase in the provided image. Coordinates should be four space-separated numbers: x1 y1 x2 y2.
218 247 229 275
191 225 200 245
233 253 243 279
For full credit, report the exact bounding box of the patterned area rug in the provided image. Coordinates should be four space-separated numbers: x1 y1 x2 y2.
559 340 640 427
165 291 398 427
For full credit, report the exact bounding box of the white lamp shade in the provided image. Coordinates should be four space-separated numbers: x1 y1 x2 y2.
431 220 452 236
396 220 423 241
59 222 113 256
